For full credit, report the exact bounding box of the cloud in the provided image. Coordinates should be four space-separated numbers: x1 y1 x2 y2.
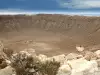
57 0 100 9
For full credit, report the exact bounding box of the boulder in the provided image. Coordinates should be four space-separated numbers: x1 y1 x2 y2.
96 59 100 67
67 58 98 75
0 66 15 75
84 51 97 61
66 53 83 60
57 64 71 75
52 54 66 64
95 50 100 59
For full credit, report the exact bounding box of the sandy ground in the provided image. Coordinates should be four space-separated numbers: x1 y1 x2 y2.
0 29 99 56
0 29 75 56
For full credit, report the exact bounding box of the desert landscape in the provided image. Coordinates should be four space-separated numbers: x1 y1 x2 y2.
0 14 100 75
0 14 100 55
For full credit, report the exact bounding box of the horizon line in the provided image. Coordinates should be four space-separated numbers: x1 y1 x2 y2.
0 11 100 16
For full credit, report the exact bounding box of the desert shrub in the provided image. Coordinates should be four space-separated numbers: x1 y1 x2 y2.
10 51 39 75
36 59 60 75
10 51 60 75
0 53 8 69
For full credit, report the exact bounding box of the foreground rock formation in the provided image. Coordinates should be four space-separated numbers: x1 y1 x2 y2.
0 42 100 75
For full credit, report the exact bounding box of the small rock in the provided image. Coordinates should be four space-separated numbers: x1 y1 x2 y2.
29 68 35 73
76 45 84 52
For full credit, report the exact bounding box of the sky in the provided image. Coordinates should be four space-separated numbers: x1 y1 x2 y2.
0 0 100 16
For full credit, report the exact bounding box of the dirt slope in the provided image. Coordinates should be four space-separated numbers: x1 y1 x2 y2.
0 14 100 56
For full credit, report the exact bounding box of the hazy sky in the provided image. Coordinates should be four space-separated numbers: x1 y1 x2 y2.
0 0 100 15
